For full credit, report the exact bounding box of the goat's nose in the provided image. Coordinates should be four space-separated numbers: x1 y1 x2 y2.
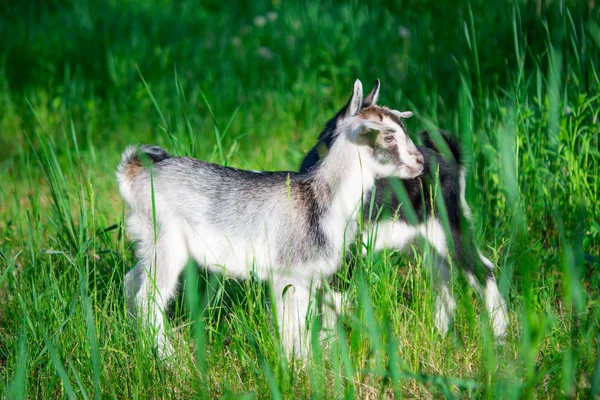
415 154 424 165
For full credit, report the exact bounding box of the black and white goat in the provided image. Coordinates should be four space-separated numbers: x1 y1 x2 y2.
117 80 424 357
300 80 509 339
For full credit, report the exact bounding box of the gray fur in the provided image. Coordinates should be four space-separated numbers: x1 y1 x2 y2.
117 79 424 358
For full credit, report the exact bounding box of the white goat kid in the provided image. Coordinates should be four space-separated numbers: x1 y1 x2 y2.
117 79 424 358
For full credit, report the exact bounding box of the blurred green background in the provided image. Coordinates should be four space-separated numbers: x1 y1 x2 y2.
1 0 596 165
1 0 599 398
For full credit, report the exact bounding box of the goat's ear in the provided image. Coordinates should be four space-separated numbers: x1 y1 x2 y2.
390 109 413 119
342 79 363 119
363 79 380 107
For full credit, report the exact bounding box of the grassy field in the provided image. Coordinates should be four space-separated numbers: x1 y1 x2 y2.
1 0 600 398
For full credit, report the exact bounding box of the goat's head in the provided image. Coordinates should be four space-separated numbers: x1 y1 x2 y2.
337 79 424 179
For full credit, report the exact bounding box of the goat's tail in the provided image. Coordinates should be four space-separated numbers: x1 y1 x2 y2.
419 130 463 166
116 145 171 204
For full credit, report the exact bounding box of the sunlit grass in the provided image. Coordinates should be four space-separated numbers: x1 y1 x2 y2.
1 0 599 398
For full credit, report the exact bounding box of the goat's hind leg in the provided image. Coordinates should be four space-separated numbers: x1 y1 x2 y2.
432 256 457 335
124 216 190 358
421 220 457 335
460 246 509 339
477 251 508 338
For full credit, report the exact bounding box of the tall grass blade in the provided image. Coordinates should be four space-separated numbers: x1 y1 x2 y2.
41 331 77 400
6 327 28 399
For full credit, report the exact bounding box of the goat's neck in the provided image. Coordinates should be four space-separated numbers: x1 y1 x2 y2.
312 137 375 219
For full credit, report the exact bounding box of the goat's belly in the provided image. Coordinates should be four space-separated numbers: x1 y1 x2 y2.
184 225 277 279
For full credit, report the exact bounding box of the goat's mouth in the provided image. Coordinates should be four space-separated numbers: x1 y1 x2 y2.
406 155 425 177
401 163 424 178
411 165 424 176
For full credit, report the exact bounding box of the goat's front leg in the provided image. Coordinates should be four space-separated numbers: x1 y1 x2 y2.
272 276 315 358
459 246 509 339
433 257 457 335
320 288 346 333
421 220 457 335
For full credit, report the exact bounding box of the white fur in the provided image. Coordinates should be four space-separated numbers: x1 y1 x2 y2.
478 250 496 270
434 278 456 334
365 220 418 253
320 289 346 334
485 276 509 338
458 167 472 221
464 271 485 296
119 80 425 358
420 219 447 256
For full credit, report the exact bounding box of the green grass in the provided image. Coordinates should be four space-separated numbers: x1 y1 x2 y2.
1 0 599 398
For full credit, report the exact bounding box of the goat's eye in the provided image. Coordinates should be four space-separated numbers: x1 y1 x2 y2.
384 135 395 143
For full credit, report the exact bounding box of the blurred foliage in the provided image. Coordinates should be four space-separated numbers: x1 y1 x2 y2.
1 0 598 123
1 1 599 398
